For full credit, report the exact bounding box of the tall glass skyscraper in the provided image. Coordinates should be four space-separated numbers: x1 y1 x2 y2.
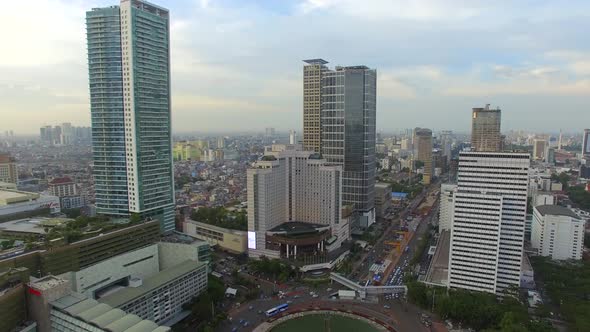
319 64 377 228
86 0 174 233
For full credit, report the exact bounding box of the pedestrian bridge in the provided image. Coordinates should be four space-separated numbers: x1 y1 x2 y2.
330 273 407 299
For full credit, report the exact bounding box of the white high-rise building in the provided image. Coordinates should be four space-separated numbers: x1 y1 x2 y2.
531 205 585 260
289 130 297 145
247 147 349 259
448 152 530 294
439 184 457 233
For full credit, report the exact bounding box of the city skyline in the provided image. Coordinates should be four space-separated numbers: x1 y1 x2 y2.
2 0 590 134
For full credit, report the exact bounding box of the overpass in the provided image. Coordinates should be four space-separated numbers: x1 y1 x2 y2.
330 273 407 299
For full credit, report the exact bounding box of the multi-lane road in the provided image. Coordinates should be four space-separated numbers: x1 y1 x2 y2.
351 180 441 287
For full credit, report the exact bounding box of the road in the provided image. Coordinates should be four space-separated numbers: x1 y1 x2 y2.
351 179 441 286
218 292 432 332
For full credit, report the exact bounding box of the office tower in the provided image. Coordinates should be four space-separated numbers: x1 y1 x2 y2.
0 153 18 184
414 128 433 185
60 122 73 145
247 148 349 259
533 139 548 160
216 136 225 149
440 130 453 165
448 151 530 294
87 0 174 232
471 104 502 152
303 59 328 152
439 184 457 233
40 125 53 145
265 127 275 137
558 129 563 150
52 125 62 145
321 64 377 228
289 129 297 145
531 205 585 260
583 129 590 157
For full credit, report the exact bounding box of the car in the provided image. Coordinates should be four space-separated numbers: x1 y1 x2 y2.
257 310 263 314
384 304 391 309
239 319 245 325
312 294 319 298
243 321 249 327
248 305 253 310
232 327 238 332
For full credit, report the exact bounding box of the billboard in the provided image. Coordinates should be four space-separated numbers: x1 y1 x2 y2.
247 231 256 249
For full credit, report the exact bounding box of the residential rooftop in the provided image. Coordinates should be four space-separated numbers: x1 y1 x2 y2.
98 260 206 308
51 292 169 332
535 205 581 219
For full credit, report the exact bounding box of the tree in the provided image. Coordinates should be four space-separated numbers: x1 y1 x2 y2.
129 212 141 224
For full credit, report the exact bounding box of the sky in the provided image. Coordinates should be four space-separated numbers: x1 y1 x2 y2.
1 0 589 135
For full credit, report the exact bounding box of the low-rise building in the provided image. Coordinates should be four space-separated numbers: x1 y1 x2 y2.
374 183 392 219
0 268 30 332
48 177 86 209
27 275 168 332
0 153 18 184
0 221 161 278
531 205 586 260
0 189 60 221
98 260 207 325
183 219 247 254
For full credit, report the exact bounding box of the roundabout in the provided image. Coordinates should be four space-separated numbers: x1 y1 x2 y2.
253 308 395 332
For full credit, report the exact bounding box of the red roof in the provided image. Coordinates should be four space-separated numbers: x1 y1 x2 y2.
49 177 73 185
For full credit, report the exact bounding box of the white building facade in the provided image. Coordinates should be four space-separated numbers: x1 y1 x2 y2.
247 148 349 258
439 184 457 233
448 152 530 294
531 205 585 260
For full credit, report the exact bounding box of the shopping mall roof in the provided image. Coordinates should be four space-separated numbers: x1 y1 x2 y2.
51 292 169 332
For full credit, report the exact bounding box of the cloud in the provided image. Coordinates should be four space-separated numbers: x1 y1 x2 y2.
298 0 483 20
0 0 87 67
1 0 590 134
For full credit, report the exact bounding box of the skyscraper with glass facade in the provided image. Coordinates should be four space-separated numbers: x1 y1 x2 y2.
320 64 377 228
86 0 174 233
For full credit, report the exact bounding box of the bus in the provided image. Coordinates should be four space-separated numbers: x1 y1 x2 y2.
265 303 289 317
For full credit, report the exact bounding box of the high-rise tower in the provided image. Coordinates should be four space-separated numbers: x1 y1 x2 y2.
583 129 590 157
448 151 530 294
471 105 502 152
303 59 328 153
321 65 377 228
413 128 433 185
86 0 174 232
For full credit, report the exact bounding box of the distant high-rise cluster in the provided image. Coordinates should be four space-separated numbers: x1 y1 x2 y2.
87 0 174 232
471 105 502 152
303 59 377 228
39 123 91 145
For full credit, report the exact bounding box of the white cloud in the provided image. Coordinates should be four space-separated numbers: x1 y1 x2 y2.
0 0 87 67
299 0 486 20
